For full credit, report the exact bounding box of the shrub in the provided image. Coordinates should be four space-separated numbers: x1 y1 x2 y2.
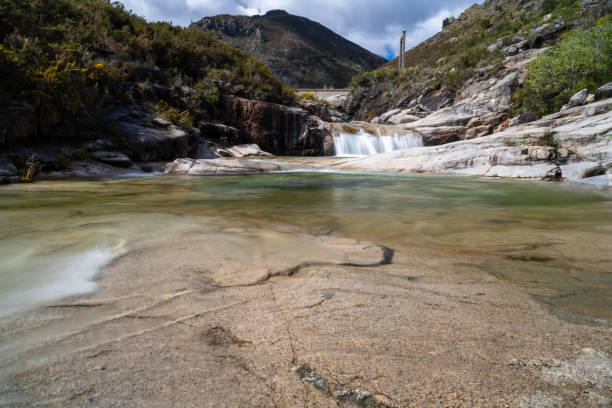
156 101 193 129
0 0 294 143
517 21 612 115
458 47 489 68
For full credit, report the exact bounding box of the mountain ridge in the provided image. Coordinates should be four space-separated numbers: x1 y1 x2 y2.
190 10 386 88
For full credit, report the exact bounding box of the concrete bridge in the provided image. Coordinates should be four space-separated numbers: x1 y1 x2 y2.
297 89 351 98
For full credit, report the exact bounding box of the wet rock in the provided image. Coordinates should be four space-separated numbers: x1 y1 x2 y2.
165 158 282 175
594 82 612 101
91 151 134 168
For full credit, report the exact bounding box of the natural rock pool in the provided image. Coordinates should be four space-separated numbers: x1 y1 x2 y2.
1 172 611 406
1 172 610 321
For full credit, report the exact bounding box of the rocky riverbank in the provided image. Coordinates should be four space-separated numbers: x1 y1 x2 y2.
1 218 610 407
332 97 612 188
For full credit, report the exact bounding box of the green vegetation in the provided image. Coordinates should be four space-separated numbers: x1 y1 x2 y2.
156 101 193 129
516 20 612 115
347 0 610 120
15 155 41 182
0 0 294 141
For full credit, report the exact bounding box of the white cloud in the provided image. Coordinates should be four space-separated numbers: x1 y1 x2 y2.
118 0 480 57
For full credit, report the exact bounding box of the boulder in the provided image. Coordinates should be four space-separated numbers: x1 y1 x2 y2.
302 116 334 156
194 143 221 159
91 151 134 168
378 108 402 123
530 18 565 48
165 158 283 175
121 123 195 162
387 110 421 125
594 83 612 101
560 162 607 181
105 105 197 162
225 144 273 158
509 112 538 127
298 100 332 121
561 89 588 112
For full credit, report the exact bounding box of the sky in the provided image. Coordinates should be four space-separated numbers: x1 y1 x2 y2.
117 0 480 59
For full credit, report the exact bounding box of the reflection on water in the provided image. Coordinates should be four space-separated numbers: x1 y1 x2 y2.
0 173 610 322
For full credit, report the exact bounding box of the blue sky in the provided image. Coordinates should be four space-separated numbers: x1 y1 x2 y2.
118 0 479 58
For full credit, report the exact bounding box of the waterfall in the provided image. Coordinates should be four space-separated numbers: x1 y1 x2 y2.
333 129 423 156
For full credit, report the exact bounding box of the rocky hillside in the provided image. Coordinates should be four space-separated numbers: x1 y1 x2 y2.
343 0 610 122
0 0 335 182
190 10 386 88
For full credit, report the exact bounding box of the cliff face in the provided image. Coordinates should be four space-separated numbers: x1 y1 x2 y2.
190 10 386 88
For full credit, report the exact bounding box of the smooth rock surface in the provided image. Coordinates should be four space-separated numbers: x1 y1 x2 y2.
226 144 274 158
91 151 134 168
335 100 612 182
165 158 283 175
594 82 612 101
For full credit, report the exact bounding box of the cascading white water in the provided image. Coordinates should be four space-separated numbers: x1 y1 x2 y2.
333 129 423 156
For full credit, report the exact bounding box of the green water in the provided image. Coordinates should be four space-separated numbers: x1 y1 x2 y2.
0 172 611 322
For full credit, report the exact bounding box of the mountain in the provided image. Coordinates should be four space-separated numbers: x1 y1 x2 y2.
190 10 386 88
344 0 611 120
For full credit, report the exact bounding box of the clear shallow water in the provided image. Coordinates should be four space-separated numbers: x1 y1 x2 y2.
0 172 611 321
